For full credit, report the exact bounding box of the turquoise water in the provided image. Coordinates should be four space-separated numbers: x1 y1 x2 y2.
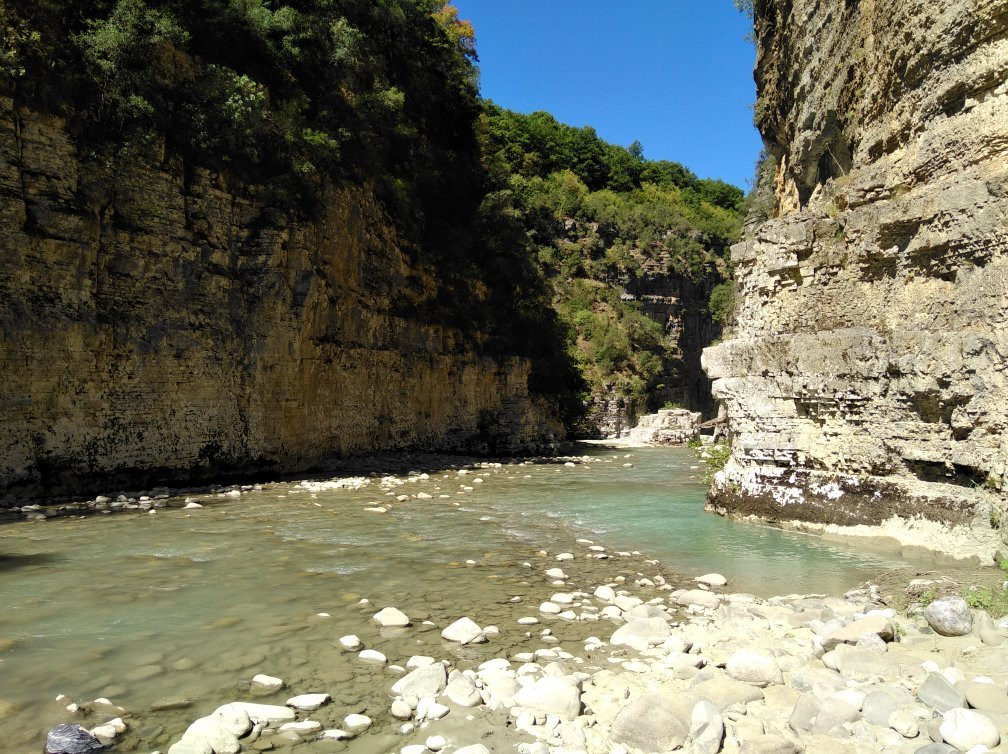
465 446 907 595
0 446 919 752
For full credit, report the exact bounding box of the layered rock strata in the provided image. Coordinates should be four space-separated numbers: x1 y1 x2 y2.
0 98 563 502
625 409 701 446
703 0 1008 560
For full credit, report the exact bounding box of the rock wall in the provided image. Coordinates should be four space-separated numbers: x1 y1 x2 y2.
702 0 1008 560
0 98 564 503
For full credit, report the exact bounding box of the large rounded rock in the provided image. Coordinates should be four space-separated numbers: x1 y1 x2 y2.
513 677 582 719
726 649 783 687
925 597 973 637
610 617 672 652
391 662 447 699
939 708 1000 750
45 724 110 754
610 693 691 752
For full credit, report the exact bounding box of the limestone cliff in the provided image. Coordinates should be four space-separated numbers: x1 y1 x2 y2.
0 98 564 502
703 0 1008 560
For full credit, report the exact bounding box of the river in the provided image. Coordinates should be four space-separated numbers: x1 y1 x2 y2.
0 447 923 752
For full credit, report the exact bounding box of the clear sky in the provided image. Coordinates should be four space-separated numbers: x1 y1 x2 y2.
452 1 763 190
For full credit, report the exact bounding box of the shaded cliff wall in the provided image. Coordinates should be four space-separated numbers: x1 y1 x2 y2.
590 272 721 437
702 0 1008 559
0 97 563 502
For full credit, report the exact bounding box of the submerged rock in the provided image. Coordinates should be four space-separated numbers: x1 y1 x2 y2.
45 724 110 754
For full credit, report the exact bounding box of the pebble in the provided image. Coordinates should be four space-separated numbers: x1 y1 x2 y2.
285 693 330 711
359 649 387 663
343 713 372 733
339 635 363 650
251 674 284 690
278 720 322 734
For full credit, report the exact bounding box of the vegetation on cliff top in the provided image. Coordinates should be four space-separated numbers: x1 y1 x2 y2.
481 105 743 417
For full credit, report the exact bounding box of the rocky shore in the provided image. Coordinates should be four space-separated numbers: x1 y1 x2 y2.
20 450 1007 754
50 543 1008 754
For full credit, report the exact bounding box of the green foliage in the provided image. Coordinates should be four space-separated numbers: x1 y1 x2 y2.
964 586 1008 618
479 105 743 412
700 442 732 485
742 148 778 224
1000 559 1008 573
708 282 736 326
917 586 939 607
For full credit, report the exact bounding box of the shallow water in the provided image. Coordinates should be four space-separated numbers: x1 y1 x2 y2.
0 447 919 752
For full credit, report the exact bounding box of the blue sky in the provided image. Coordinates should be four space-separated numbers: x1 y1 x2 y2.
452 1 762 189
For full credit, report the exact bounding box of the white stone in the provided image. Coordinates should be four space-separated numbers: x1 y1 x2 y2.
555 553 574 561
594 585 617 602
210 705 251 737
321 729 351 740
339 635 363 650
286 693 330 711
453 746 491 754
374 607 411 627
444 675 482 707
179 717 240 754
401 746 427 754
392 662 448 699
406 655 436 669
545 568 567 580
184 502 203 510
343 713 372 733
939 708 1000 750
422 701 449 720
441 617 485 644
695 573 728 587
518 616 539 625
426 735 448 751
251 674 284 690
278 720 322 735
216 702 295 725
539 602 562 615
391 698 413 719
513 677 582 719
359 649 387 663
725 650 783 687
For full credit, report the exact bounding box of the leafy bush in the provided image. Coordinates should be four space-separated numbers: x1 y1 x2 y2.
709 282 736 326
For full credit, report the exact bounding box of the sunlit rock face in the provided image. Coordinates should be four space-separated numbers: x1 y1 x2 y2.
0 97 563 502
702 0 1008 560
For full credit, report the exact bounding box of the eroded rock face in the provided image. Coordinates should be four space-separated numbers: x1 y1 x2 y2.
702 0 1008 559
0 98 564 502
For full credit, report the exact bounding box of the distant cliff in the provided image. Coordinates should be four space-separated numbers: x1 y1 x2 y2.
703 0 1008 561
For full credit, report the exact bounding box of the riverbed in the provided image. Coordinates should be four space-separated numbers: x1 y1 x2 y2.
0 447 928 752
